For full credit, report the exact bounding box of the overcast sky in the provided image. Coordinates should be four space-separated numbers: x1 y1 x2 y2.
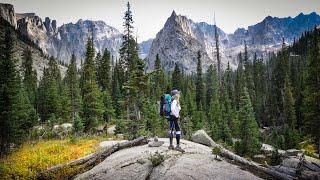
1 0 319 42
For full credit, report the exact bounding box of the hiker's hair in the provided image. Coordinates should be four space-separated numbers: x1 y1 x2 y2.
173 93 180 103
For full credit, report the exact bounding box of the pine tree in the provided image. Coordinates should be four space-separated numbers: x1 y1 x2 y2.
184 80 197 128
270 48 288 125
37 67 59 121
302 28 320 154
252 55 267 126
11 85 38 143
225 62 235 109
119 3 146 139
238 87 260 156
205 64 215 111
36 56 63 122
208 90 222 140
73 115 84 134
111 62 124 118
0 29 37 154
235 52 244 110
214 15 221 81
65 54 82 122
59 82 72 123
172 63 183 90
243 43 256 112
195 51 205 110
48 56 62 93
97 49 111 91
95 52 102 70
22 48 37 106
153 54 165 98
0 28 20 153
101 90 115 122
283 74 296 128
81 35 104 132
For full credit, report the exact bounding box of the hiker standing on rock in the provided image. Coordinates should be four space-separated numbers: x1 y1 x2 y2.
169 89 183 151
160 89 184 152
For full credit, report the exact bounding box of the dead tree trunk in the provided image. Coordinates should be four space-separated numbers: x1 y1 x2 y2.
218 148 296 180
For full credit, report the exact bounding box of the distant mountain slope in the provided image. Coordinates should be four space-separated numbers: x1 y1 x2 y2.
0 16 66 79
146 11 320 73
139 38 153 59
52 19 122 63
0 3 123 65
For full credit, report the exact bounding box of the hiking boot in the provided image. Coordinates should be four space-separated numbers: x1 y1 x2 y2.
175 145 185 153
168 145 174 150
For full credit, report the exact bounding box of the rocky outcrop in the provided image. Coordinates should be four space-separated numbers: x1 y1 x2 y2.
1 3 123 66
53 19 122 64
75 138 261 180
191 129 218 147
0 3 17 28
16 15 123 66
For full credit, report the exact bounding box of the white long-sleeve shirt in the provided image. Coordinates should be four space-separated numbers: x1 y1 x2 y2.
171 99 181 118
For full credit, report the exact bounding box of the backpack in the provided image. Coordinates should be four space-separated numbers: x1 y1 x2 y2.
160 94 172 118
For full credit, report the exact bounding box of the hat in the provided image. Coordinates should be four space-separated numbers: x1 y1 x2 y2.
171 89 181 95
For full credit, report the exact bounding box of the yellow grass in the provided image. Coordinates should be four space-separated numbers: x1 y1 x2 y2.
0 137 103 179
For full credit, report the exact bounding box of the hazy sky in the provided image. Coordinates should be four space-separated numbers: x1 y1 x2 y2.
1 0 319 42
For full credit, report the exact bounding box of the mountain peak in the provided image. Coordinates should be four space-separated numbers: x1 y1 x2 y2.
171 10 177 17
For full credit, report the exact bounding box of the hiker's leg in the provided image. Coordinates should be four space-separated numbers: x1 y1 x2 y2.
174 117 181 146
168 120 174 147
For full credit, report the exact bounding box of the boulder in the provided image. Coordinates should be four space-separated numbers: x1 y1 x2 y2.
75 138 261 180
53 123 73 131
285 149 301 157
281 157 300 168
148 137 164 147
107 125 116 135
191 130 219 147
261 143 285 155
116 134 124 140
232 138 240 144
61 123 72 130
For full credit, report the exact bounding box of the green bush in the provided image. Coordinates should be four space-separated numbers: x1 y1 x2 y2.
149 151 165 167
73 115 84 133
234 141 243 156
270 149 282 166
115 119 125 134
212 146 221 155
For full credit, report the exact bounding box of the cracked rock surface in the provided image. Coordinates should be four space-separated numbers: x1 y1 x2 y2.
75 138 261 180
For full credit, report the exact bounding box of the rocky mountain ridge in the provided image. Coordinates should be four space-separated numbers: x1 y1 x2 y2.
145 11 320 73
0 3 122 66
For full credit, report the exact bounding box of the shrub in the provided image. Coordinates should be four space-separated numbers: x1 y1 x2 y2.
212 146 221 155
0 137 100 179
270 148 282 166
73 115 84 133
234 141 244 156
115 119 125 134
299 139 317 158
148 151 165 167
